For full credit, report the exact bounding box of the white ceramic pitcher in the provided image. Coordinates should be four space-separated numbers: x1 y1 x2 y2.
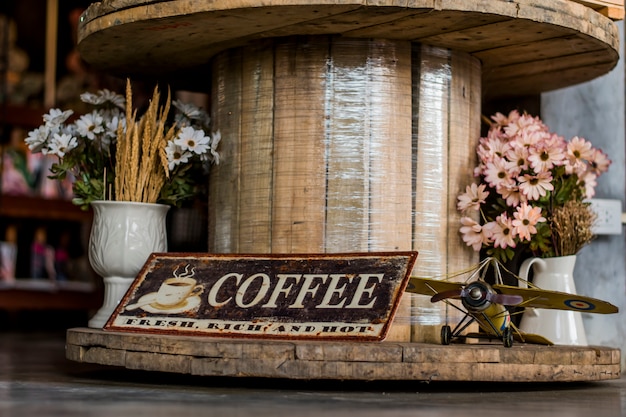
518 255 588 346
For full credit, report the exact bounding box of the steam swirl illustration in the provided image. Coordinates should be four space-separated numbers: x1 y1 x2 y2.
173 264 196 279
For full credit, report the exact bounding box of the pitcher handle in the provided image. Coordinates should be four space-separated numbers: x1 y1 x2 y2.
518 257 544 318
518 257 543 288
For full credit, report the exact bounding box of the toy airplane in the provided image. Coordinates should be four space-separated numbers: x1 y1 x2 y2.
405 259 618 347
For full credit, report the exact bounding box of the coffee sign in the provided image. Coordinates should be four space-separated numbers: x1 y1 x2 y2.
104 252 418 341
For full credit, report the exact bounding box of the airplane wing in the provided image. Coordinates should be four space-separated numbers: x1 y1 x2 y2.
493 284 618 314
406 277 465 297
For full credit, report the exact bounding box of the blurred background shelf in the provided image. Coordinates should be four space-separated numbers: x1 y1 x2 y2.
0 195 93 222
0 195 92 222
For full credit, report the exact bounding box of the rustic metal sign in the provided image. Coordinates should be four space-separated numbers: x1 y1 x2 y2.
104 252 418 341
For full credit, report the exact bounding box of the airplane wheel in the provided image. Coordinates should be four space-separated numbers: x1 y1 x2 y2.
503 327 513 348
441 325 452 345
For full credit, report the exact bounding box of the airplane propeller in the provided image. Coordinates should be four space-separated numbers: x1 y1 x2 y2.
430 282 523 307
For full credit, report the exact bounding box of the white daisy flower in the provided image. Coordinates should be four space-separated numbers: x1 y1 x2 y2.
105 115 124 141
43 108 73 130
165 141 192 171
173 100 203 119
75 111 105 140
174 126 210 155
80 89 125 109
47 133 78 158
25 126 51 153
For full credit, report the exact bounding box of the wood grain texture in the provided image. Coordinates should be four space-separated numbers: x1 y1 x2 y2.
271 38 328 253
571 0 624 19
77 0 620 99
66 328 622 382
208 49 243 252
208 38 416 341
238 41 275 253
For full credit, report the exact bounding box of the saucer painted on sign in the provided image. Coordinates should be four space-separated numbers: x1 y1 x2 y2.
127 292 201 314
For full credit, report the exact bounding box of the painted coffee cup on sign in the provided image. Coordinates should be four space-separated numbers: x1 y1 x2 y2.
155 276 203 307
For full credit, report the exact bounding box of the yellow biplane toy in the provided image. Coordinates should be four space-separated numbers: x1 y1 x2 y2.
405 258 618 347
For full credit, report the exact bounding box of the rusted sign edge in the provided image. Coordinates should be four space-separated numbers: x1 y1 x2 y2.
104 251 418 342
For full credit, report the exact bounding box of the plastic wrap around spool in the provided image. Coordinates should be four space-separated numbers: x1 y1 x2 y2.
410 45 481 342
208 37 479 342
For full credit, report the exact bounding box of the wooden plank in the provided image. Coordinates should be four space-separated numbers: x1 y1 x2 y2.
0 196 93 222
271 37 328 253
324 38 371 253
477 35 611 68
418 19 576 53
484 60 617 97
484 50 615 82
364 39 413 342
344 10 511 39
570 0 624 19
238 41 275 253
597 6 625 19
444 50 482 329
208 50 243 252
410 44 451 343
0 286 101 311
260 7 425 38
66 328 622 382
572 0 623 7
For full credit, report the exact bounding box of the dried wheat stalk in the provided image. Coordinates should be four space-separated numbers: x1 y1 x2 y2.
551 200 596 256
115 80 175 203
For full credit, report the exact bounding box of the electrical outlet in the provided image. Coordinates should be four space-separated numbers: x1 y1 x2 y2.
588 199 623 235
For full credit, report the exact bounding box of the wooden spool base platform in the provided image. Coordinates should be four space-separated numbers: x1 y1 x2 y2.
66 328 620 383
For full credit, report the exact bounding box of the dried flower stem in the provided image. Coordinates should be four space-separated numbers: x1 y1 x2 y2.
551 200 596 256
115 80 173 203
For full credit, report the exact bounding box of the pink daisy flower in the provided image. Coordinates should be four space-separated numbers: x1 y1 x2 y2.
477 134 510 162
518 171 554 201
567 136 594 164
504 145 530 176
528 140 565 173
497 184 525 207
589 148 611 175
484 157 514 190
580 171 598 199
512 202 546 241
490 111 512 128
483 214 516 249
459 217 488 251
457 183 489 212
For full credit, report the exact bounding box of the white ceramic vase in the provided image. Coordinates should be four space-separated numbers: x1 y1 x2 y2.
87 201 169 328
518 255 588 346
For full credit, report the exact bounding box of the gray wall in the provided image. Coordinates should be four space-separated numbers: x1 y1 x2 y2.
541 22 626 368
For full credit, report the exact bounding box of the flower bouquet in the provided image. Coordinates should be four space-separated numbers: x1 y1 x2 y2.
24 80 221 210
457 110 610 262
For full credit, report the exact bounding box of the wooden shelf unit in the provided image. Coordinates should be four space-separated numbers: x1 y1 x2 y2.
0 195 92 222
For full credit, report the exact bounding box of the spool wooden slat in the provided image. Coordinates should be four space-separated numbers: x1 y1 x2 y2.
238 42 275 253
271 38 328 253
324 39 371 254
208 50 243 252
362 40 413 342
410 45 452 343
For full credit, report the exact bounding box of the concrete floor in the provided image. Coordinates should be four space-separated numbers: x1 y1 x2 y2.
1 331 625 417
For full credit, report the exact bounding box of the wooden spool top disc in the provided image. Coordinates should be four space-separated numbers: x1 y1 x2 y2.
78 0 620 99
